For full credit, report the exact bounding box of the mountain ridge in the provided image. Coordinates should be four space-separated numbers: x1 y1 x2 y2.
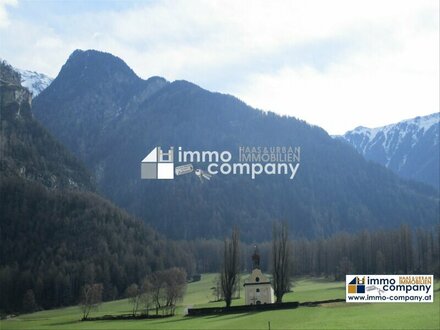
32 49 439 241
0 60 193 312
0 60 93 190
339 113 439 190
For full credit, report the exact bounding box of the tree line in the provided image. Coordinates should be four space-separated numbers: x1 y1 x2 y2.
1 179 438 315
183 225 439 278
212 223 439 307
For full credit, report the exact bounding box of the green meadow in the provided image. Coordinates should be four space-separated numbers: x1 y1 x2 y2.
1 274 439 330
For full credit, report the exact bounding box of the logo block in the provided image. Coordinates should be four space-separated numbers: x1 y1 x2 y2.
141 147 174 179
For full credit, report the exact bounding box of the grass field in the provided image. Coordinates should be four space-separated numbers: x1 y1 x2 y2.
1 274 439 330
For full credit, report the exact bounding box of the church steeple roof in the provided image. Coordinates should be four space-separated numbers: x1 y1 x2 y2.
252 245 260 269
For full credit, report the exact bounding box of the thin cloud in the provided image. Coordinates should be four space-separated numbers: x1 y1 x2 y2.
0 0 17 28
0 0 438 134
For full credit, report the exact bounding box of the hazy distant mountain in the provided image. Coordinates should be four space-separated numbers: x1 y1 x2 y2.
32 50 439 241
15 68 53 97
339 113 439 191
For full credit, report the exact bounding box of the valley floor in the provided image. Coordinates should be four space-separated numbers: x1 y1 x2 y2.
1 274 439 330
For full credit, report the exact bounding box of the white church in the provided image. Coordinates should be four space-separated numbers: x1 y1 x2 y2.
243 247 274 305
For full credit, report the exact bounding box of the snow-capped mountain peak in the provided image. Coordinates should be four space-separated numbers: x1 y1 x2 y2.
351 113 439 136
339 113 439 190
15 68 53 97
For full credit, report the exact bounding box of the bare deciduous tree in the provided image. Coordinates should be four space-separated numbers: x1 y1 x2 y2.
147 268 187 316
211 275 223 302
125 283 141 316
79 283 103 320
140 278 153 315
272 221 291 303
149 271 166 315
163 267 187 315
220 227 240 308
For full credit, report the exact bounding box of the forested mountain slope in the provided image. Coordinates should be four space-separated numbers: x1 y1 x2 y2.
32 50 439 241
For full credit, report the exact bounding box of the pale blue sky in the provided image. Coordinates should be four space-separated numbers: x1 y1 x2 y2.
1 0 438 134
